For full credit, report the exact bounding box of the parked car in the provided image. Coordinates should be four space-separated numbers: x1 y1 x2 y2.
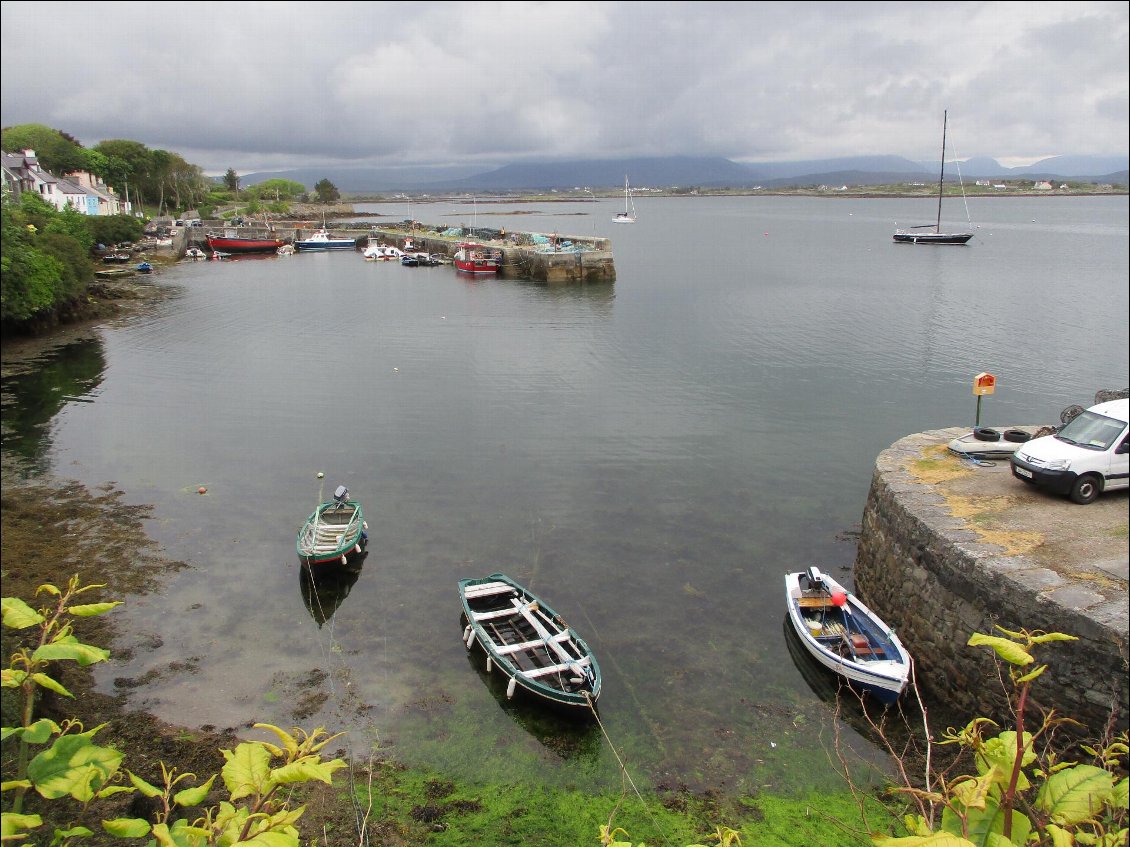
1009 398 1129 504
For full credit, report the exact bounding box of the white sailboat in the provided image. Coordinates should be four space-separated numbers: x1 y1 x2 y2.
613 175 637 224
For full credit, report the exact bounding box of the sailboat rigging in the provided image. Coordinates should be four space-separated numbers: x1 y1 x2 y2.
893 111 973 245
613 175 637 224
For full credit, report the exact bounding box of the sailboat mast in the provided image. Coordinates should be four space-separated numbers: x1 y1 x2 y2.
936 110 948 233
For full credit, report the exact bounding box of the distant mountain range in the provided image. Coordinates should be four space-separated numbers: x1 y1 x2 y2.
242 153 1129 194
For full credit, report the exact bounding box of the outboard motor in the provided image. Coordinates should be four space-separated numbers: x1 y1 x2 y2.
806 566 824 589
333 485 349 508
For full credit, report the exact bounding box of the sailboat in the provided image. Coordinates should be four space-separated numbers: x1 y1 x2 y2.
893 111 973 245
612 175 637 224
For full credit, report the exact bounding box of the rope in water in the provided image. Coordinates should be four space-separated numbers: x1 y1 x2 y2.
305 568 377 846
584 693 676 847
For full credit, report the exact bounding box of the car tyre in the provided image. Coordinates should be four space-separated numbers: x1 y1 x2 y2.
1069 474 1101 505
1003 429 1031 443
973 427 1001 442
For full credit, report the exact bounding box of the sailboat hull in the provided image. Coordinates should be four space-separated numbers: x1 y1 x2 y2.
893 231 973 245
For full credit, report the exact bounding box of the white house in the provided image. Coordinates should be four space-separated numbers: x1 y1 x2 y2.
66 170 126 216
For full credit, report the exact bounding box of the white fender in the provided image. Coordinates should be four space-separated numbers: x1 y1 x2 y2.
486 656 493 673
506 677 517 699
340 554 347 565
465 627 476 649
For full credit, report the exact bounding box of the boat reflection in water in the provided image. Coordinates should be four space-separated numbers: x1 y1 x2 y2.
299 554 367 627
461 622 602 762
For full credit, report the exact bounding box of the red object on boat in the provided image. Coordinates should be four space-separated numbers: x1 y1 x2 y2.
206 233 287 254
453 242 501 275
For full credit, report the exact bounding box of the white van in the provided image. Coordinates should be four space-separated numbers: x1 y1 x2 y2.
1010 398 1129 504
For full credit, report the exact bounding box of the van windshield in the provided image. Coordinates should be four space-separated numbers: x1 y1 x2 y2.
1056 410 1127 450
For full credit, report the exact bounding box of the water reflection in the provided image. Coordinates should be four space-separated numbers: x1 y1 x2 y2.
0 338 106 472
299 555 367 627
782 614 910 743
461 627 602 763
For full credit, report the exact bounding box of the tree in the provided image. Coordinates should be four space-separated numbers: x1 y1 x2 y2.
224 168 240 192
0 123 85 175
248 178 305 201
314 178 340 203
0 194 65 324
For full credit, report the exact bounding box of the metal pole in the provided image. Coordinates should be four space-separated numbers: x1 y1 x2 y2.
975 395 983 427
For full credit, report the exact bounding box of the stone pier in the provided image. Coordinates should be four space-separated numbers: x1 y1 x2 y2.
853 427 1128 735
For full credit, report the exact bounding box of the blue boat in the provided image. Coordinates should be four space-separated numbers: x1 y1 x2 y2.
136 262 153 274
785 567 911 704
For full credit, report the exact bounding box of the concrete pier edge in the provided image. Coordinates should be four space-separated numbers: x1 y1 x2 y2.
854 426 1128 735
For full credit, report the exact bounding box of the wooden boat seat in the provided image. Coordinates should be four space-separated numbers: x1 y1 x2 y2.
798 596 832 609
464 582 518 600
472 604 527 622
494 631 571 656
521 656 591 680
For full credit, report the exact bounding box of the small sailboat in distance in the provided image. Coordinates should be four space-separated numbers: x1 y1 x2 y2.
613 175 637 224
893 111 974 245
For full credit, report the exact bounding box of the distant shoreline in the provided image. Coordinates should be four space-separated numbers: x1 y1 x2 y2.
346 189 1127 205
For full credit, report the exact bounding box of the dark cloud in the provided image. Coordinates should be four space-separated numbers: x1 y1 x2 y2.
3 1 1126 173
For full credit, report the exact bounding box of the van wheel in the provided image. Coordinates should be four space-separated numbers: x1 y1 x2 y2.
974 427 1001 442
1069 474 1101 505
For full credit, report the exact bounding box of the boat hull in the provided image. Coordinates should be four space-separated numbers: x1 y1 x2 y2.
207 235 286 254
296 500 367 567
893 232 973 245
785 571 910 704
459 573 601 711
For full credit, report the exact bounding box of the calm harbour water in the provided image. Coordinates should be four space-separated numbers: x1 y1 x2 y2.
3 194 1128 797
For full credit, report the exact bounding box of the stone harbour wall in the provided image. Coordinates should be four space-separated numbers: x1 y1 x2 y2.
853 429 1128 736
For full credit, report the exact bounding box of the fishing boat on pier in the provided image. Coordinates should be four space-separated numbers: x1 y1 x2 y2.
453 242 502 275
206 231 288 254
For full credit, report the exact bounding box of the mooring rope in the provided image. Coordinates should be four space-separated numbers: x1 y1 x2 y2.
306 569 378 846
584 693 676 847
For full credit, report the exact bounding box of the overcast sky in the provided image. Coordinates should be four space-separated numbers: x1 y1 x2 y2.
2 1 1127 175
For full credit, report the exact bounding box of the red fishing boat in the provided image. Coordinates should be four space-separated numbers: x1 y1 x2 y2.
206 231 287 254
453 242 502 275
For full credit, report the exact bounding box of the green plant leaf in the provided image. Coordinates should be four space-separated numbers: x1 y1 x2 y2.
102 817 152 837
1035 764 1114 824
1029 632 1078 644
1 779 33 791
95 785 135 798
173 773 216 807
1044 823 1073 847
129 770 163 797
1015 664 1047 683
21 718 62 744
1114 775 1127 810
0 811 43 838
872 832 979 845
66 601 123 617
1 596 45 629
221 741 272 801
967 634 1033 666
979 732 1035 789
1 668 28 687
29 672 73 697
26 733 124 801
270 757 346 786
241 829 300 846
32 638 111 666
54 824 95 838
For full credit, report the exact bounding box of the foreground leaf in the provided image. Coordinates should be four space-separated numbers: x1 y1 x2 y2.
1036 764 1114 824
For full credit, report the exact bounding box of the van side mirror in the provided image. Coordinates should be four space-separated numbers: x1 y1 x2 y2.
1117 438 1130 455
